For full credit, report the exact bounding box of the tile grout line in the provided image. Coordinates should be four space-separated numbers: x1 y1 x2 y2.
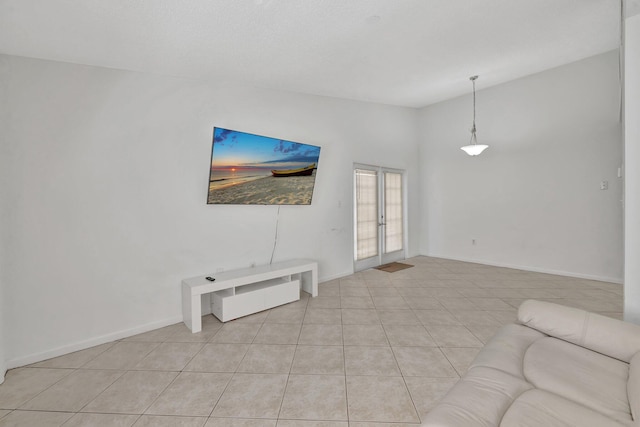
275 289 310 422
1 257 624 425
383 313 424 424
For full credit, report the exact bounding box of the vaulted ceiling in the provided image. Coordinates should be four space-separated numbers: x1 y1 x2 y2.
0 0 630 107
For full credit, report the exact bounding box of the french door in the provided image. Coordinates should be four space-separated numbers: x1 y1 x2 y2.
353 164 406 271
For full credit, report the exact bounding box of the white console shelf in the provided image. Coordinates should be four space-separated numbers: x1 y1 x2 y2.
182 259 318 332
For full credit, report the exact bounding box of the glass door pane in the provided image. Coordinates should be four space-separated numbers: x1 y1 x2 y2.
384 172 403 254
355 168 379 261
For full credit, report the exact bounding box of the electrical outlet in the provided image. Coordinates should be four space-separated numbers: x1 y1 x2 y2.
600 180 609 190
250 261 256 268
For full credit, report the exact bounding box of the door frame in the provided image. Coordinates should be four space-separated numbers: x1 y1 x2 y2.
353 163 408 272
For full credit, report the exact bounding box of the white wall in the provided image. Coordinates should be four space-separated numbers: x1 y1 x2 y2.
1 48 625 368
0 282 5 383
0 56 8 382
418 51 623 282
0 54 419 367
625 14 640 323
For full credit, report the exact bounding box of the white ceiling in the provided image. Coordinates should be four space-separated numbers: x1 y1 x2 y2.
0 0 624 108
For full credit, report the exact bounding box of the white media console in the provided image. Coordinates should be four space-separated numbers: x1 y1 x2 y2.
182 259 318 332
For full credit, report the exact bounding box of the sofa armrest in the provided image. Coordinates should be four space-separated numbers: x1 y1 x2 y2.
518 299 640 363
421 366 533 426
470 324 546 379
628 353 640 422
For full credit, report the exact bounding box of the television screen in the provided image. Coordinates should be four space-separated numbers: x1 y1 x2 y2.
207 127 321 205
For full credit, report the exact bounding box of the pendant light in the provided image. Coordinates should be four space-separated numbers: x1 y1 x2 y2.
460 75 489 156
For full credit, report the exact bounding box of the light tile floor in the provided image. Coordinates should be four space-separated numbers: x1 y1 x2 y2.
0 256 624 426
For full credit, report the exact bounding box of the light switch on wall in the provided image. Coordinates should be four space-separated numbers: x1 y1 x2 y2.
600 180 609 190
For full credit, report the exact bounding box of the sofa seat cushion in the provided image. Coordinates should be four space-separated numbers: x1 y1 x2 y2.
523 337 632 423
423 366 532 426
500 389 630 427
471 324 547 379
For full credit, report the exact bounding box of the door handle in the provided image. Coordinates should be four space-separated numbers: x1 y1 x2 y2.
378 223 386 226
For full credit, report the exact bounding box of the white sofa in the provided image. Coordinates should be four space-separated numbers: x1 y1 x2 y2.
422 299 640 426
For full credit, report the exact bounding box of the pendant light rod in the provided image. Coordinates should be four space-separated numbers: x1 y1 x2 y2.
470 75 478 145
461 75 488 156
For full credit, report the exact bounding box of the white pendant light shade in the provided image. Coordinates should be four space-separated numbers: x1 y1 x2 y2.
461 75 488 156
460 144 489 156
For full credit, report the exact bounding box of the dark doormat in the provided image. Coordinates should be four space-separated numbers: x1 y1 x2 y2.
374 262 414 273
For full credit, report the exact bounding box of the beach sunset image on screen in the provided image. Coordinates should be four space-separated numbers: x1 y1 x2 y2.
207 128 321 205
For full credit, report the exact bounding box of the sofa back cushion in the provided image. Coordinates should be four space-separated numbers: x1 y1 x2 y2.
524 336 632 423
518 300 640 363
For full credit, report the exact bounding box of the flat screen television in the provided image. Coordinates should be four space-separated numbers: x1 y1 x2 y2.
207 127 321 205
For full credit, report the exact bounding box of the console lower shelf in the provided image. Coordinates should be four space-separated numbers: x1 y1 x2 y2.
211 278 300 322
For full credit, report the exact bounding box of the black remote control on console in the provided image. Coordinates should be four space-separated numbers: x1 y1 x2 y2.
205 277 215 282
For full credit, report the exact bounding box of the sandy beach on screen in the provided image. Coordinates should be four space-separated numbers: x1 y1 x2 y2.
208 174 317 204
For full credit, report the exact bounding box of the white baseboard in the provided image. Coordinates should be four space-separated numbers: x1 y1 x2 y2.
7 315 183 370
6 273 351 370
319 271 354 283
422 253 623 284
5 268 401 371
